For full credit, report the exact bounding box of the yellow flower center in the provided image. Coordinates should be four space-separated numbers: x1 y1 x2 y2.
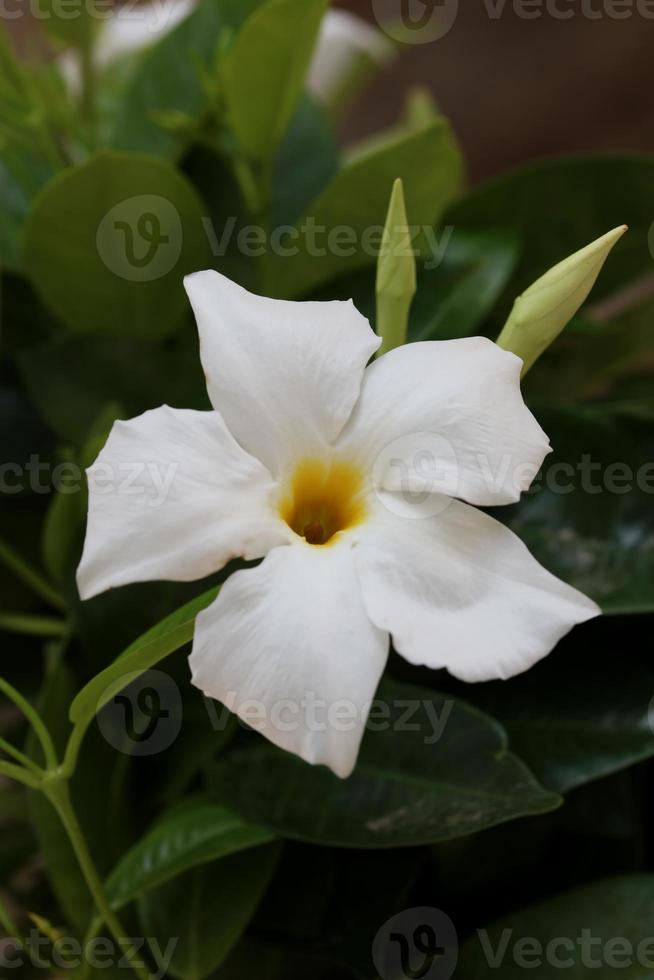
279 459 368 546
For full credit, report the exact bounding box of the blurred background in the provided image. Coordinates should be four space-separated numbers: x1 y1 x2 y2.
7 0 654 180
335 0 654 180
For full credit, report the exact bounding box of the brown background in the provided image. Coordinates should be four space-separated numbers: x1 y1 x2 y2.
336 0 654 181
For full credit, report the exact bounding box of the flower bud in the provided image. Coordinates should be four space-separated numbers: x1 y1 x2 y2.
376 177 417 356
496 225 627 375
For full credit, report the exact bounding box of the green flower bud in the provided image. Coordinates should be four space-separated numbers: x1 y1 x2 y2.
376 177 417 356
496 225 627 375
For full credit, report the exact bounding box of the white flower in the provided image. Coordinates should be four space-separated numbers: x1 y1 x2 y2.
77 271 599 778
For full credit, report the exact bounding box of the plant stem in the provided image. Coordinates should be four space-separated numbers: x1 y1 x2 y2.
0 612 69 638
44 781 151 980
0 538 65 611
0 677 57 770
0 892 19 938
79 34 96 141
0 760 41 789
0 736 43 776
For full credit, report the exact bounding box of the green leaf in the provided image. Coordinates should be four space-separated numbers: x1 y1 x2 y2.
459 875 654 978
505 403 654 614
270 95 340 229
209 678 560 848
108 0 263 158
411 229 518 340
68 586 218 730
224 0 326 165
461 628 654 794
17 331 206 446
446 155 654 317
139 844 280 979
266 119 462 298
22 150 210 337
105 801 275 910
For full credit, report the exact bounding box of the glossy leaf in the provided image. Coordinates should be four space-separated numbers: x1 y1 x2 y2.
505 403 654 614
209 678 560 848
270 95 340 229
409 229 518 341
139 844 280 979
23 150 210 336
458 620 654 794
459 875 654 978
105 801 275 909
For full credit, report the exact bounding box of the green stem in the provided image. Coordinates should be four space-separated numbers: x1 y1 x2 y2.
0 892 19 937
79 34 96 140
0 538 65 611
0 760 41 789
44 781 151 980
0 736 43 776
0 677 57 770
0 612 69 638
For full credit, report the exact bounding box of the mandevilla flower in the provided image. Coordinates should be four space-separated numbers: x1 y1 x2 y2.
77 272 599 777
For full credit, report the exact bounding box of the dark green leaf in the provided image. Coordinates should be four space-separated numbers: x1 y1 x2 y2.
458 624 654 794
271 95 340 230
409 229 519 341
17 331 206 446
139 844 280 979
446 155 654 320
459 874 654 978
209 678 559 848
506 403 654 614
105 801 275 909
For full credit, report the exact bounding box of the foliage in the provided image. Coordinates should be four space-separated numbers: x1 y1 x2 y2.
1 1 653 977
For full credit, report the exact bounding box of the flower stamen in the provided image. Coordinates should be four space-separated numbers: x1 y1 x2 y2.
279 459 367 546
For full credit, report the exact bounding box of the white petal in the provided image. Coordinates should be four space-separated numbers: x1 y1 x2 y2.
184 270 380 477
190 541 389 778
308 9 396 108
97 0 195 66
352 495 600 682
77 406 290 600
337 337 551 507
